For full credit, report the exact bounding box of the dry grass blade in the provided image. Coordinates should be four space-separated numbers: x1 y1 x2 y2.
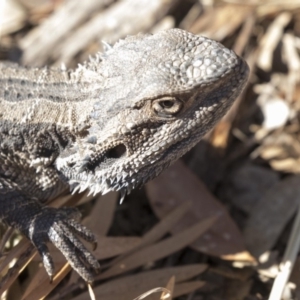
268 202 300 300
133 287 171 300
134 277 175 300
99 216 215 280
21 262 71 300
88 284 96 300
73 264 207 300
130 281 206 300
0 239 31 275
0 227 14 254
0 243 35 295
163 276 175 299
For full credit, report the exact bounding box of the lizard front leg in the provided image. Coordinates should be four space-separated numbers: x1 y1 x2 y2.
0 186 100 282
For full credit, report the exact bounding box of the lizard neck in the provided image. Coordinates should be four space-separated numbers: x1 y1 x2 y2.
0 63 101 132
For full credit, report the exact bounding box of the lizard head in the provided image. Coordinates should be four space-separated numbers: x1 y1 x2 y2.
56 29 249 197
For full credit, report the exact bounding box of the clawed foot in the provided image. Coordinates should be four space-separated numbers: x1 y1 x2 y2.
27 207 99 282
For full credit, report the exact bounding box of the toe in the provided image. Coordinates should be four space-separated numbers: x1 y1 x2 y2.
65 219 97 245
34 242 55 280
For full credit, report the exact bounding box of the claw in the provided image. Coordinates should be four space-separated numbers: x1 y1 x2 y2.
92 241 97 251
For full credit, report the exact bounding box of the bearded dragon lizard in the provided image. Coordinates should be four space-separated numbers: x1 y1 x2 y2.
0 29 249 282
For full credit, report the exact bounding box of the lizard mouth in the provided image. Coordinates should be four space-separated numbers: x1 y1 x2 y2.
86 143 127 171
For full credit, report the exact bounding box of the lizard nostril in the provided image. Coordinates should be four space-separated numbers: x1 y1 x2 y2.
68 162 76 168
85 144 127 172
106 144 127 159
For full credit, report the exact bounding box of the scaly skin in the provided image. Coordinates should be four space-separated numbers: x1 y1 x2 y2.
0 29 249 281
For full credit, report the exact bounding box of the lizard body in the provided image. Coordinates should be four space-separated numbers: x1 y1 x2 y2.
0 29 249 281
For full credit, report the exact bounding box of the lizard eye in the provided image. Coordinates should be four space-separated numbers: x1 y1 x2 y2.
152 97 183 117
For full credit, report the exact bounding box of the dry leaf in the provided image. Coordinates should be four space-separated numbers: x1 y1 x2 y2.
146 160 252 261
83 192 118 235
93 236 142 259
224 279 253 300
173 281 206 298
244 175 300 257
99 216 215 279
111 201 191 266
221 162 279 214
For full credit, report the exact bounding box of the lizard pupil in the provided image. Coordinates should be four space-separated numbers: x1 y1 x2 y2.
161 100 174 108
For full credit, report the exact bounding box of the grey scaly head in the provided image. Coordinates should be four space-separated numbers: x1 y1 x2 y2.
56 28 249 199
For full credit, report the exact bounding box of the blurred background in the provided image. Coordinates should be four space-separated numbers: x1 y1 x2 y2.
1 0 300 299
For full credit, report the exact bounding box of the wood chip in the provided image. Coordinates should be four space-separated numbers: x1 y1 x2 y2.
257 12 292 71
55 0 176 65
